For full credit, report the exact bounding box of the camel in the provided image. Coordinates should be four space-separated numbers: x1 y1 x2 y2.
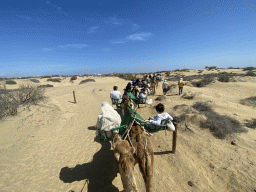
122 94 131 114
132 86 140 97
113 122 154 192
150 82 156 95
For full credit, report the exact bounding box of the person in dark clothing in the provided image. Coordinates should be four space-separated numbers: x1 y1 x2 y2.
125 82 132 93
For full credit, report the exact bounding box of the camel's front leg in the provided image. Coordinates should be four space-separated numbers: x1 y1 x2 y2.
145 152 154 192
137 137 154 192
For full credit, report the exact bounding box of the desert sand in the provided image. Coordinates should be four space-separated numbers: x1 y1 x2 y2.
0 69 256 192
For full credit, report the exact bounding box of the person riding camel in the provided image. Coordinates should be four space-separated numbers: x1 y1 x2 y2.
146 75 150 83
146 103 175 131
124 82 132 94
110 86 122 107
138 88 147 101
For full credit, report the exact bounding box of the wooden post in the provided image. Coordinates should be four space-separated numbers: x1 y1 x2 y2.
73 91 76 104
172 130 177 154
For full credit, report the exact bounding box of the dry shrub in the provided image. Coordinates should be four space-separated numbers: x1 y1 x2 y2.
218 74 230 82
70 75 77 81
240 96 256 108
41 75 51 78
192 101 212 112
47 78 61 82
38 84 53 88
243 67 256 71
166 84 177 92
30 79 40 83
0 83 46 119
192 75 215 87
17 83 45 104
165 71 171 76
116 73 136 81
245 119 256 129
155 95 166 101
0 91 19 119
245 70 256 76
192 101 246 139
205 66 217 70
181 91 196 99
5 80 17 85
79 79 96 85
172 104 202 126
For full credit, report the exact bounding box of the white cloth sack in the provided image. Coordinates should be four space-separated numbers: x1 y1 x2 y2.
96 102 121 138
166 121 175 131
146 99 153 105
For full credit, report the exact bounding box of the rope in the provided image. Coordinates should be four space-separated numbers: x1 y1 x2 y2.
145 137 147 150
122 117 135 140
112 133 121 148
127 132 136 154
134 119 153 137
121 112 155 154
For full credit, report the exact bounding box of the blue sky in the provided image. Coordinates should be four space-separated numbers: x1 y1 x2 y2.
0 0 255 77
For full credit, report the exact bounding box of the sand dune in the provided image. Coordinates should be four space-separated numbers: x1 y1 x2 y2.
0 69 256 191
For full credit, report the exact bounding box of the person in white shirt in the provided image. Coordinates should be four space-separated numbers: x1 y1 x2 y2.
110 86 122 106
162 80 169 95
138 88 147 97
147 103 175 131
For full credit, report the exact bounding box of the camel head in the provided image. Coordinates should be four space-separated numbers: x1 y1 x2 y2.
113 136 138 192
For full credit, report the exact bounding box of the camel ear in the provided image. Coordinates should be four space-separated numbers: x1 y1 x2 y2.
114 152 120 162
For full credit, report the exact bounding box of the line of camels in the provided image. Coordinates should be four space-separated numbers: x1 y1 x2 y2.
111 78 174 192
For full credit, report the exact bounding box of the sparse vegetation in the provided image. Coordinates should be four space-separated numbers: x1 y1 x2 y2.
41 75 51 78
245 70 256 76
70 75 77 81
166 84 177 92
192 101 213 112
245 118 256 129
17 83 45 104
38 84 54 88
79 79 96 85
205 66 217 70
181 92 196 99
0 89 19 118
165 71 171 77
47 78 61 82
30 79 40 83
240 96 256 108
0 83 45 119
5 80 17 85
155 95 166 101
218 73 230 82
227 67 240 69
191 101 246 139
116 73 136 81
243 67 256 71
192 75 215 87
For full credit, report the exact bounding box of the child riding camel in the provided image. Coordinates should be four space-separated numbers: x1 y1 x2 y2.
147 103 175 131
